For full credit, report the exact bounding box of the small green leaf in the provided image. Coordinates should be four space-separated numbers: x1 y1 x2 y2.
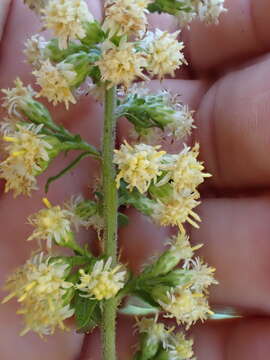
119 296 160 316
74 293 98 331
118 212 129 227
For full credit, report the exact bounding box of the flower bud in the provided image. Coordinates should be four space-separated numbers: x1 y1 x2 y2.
62 51 100 88
45 38 89 63
138 332 160 360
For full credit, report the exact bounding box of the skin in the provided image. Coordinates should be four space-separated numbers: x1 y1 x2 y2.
1 0 270 359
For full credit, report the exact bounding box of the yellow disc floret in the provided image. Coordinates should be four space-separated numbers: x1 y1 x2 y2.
76 258 126 300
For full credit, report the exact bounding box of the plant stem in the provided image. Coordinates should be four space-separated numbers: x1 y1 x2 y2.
101 86 118 360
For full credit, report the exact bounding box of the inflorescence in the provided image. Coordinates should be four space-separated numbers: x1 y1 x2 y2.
1 0 227 358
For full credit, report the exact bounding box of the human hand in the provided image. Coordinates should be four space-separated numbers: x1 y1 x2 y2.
1 0 270 359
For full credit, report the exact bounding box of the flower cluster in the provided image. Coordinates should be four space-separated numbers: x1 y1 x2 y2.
114 141 210 232
2 253 74 336
0 125 52 197
136 317 195 360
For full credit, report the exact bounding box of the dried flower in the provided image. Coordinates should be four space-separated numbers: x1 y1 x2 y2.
1 78 37 118
144 29 186 79
185 257 218 293
114 141 166 194
23 0 48 14
33 59 77 109
103 0 150 38
27 198 73 249
2 253 74 336
42 0 94 49
136 317 173 348
24 34 47 69
76 258 126 300
97 40 148 88
197 0 227 24
0 125 52 197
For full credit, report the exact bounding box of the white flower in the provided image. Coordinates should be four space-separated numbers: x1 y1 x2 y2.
144 29 187 79
136 316 173 348
76 258 126 300
42 0 94 49
33 59 77 109
114 141 166 193
2 252 74 336
97 40 148 88
166 104 195 140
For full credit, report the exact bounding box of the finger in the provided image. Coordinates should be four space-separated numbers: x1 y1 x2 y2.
195 53 270 189
190 195 270 314
119 194 270 314
0 0 11 42
183 0 270 74
80 317 270 360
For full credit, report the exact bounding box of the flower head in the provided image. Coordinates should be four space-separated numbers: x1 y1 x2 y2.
159 288 213 328
136 317 173 348
97 40 148 88
185 257 218 293
151 193 201 233
1 78 37 118
166 104 195 140
0 124 52 197
76 258 126 300
144 29 186 79
27 198 73 249
168 233 202 263
23 0 48 14
2 252 74 336
33 59 77 109
197 0 227 24
42 0 94 49
167 332 194 360
103 0 150 38
114 141 166 193
166 144 211 196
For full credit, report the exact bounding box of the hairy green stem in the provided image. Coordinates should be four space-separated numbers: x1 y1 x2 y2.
101 86 118 360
